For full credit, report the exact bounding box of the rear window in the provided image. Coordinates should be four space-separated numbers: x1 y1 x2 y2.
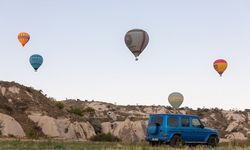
181 117 190 127
168 117 179 127
149 116 163 126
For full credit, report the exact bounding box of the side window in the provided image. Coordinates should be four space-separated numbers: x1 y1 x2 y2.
149 116 163 126
168 117 179 127
192 118 201 127
181 117 190 127
155 116 163 126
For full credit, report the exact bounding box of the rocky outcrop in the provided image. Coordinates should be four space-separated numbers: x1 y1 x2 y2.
8 86 20 94
225 132 248 140
0 86 6 96
0 113 25 137
87 101 110 111
226 122 239 132
101 118 147 142
223 111 246 123
28 114 95 140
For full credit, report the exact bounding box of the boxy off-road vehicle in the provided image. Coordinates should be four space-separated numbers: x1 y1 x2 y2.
145 114 219 147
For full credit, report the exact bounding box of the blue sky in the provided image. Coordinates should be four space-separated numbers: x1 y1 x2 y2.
0 0 250 110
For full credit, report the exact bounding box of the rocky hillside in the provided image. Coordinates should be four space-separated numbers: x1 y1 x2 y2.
64 100 250 142
0 81 249 142
0 81 95 140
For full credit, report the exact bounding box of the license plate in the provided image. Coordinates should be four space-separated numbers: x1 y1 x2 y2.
152 138 158 141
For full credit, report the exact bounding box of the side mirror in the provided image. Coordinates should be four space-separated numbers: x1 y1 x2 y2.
200 124 204 128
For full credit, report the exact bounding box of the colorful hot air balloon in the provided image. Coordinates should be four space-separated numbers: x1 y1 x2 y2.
18 32 30 47
29 54 43 72
168 92 184 109
124 29 149 61
213 59 227 77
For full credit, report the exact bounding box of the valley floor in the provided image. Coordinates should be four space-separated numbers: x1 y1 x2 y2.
0 139 249 150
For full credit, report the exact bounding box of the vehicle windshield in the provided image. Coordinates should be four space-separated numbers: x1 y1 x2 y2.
148 116 163 126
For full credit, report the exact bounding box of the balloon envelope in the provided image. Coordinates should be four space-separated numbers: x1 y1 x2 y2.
213 59 227 76
18 32 30 47
124 29 149 60
168 92 184 109
29 54 43 71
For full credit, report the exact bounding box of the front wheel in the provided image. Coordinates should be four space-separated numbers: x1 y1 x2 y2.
207 136 219 147
169 135 184 147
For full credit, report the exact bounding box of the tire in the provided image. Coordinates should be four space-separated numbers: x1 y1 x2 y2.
169 135 183 147
149 141 159 146
188 143 197 147
207 136 219 147
148 126 158 135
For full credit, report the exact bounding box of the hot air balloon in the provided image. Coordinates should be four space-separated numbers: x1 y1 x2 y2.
213 59 227 77
29 54 43 72
124 29 149 61
168 92 184 109
18 32 30 47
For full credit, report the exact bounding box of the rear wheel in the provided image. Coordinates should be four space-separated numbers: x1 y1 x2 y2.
170 135 183 147
207 136 219 147
149 141 159 146
188 143 198 147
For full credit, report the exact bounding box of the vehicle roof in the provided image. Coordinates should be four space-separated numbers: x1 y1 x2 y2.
148 113 199 117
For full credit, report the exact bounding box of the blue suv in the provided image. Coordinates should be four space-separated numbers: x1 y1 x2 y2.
146 114 219 147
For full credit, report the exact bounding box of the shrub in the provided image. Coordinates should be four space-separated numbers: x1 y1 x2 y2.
4 105 13 112
27 125 43 139
56 102 64 109
48 97 56 101
26 87 33 93
8 134 15 138
82 107 95 114
68 108 83 116
88 118 102 135
27 130 36 139
0 121 3 136
82 107 96 117
90 133 121 142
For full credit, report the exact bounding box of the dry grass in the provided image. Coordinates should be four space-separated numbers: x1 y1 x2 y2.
0 140 249 150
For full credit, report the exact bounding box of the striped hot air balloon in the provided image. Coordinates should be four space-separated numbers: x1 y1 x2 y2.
124 29 149 61
18 32 30 47
213 59 228 77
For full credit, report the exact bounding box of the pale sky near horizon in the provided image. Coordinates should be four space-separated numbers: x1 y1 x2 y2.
0 1 250 110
